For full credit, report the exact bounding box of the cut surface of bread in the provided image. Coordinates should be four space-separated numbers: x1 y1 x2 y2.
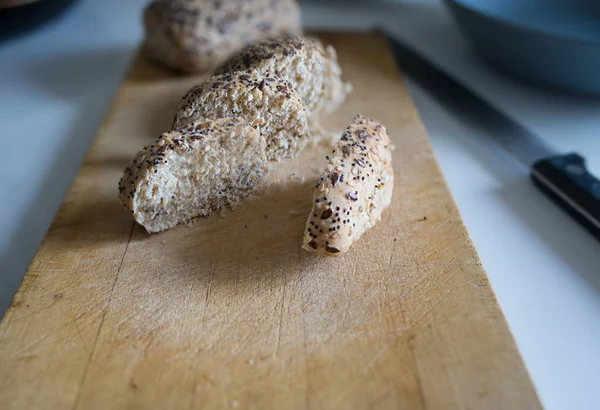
118 118 268 233
173 71 311 161
318 43 352 117
302 115 394 256
143 0 301 73
215 35 350 117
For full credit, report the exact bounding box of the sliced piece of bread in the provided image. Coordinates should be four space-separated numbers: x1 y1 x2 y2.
302 115 394 256
318 44 352 117
173 71 310 161
118 118 268 233
143 0 301 74
215 35 350 117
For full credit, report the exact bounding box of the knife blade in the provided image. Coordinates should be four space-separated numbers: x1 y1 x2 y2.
385 33 600 240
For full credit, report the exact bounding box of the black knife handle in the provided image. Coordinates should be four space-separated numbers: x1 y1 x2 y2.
531 153 600 240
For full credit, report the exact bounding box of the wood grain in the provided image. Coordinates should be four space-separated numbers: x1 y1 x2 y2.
0 33 541 410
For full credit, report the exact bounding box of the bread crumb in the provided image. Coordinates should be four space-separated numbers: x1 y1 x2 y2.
307 120 340 149
248 358 254 365
231 401 239 408
230 201 244 211
465 280 479 288
289 172 305 181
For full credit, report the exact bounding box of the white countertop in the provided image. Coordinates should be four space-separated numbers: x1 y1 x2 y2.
1 0 600 408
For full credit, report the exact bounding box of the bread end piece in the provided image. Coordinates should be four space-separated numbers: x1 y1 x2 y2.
118 118 268 233
302 115 394 256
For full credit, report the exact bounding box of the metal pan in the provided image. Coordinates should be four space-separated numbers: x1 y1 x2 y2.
444 0 600 96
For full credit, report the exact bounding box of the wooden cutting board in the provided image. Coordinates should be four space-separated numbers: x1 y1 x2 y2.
0 33 541 410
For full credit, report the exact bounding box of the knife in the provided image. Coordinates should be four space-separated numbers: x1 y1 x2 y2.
385 33 600 240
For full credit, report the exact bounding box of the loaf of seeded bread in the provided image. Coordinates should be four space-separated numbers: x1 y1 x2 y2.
143 0 302 74
302 115 394 256
173 71 311 161
215 35 351 117
118 118 268 233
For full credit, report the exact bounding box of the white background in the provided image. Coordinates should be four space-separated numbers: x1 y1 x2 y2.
1 0 599 408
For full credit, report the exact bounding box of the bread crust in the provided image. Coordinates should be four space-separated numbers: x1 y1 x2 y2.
302 115 394 256
143 0 302 73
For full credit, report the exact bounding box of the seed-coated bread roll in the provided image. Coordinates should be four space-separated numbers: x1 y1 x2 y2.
118 118 268 233
173 71 311 160
215 35 350 117
302 115 394 256
143 0 302 74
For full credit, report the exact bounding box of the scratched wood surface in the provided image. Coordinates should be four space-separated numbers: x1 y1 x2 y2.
0 33 541 410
